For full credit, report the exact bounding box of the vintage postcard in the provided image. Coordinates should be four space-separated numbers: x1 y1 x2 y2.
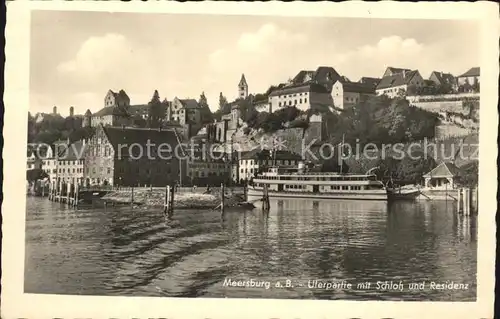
2 1 498 318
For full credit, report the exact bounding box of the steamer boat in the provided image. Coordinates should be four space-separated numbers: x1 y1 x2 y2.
246 163 388 201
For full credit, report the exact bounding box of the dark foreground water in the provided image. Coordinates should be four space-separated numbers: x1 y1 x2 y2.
25 197 477 301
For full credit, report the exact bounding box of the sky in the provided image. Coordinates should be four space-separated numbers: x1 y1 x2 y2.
29 11 479 116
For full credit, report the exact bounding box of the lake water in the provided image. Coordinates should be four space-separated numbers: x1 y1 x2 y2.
24 197 477 301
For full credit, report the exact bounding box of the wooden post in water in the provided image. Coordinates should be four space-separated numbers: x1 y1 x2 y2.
168 183 175 218
262 184 270 212
456 189 462 214
130 186 134 207
41 182 45 197
66 182 71 205
164 185 170 216
74 183 79 208
463 188 470 216
220 183 225 216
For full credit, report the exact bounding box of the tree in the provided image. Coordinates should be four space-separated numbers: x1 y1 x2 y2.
147 90 165 128
198 92 214 124
27 168 48 183
218 92 229 111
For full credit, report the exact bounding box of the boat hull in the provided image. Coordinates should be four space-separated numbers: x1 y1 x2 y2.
247 187 388 201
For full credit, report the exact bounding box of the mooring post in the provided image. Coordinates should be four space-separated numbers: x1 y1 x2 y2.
66 182 71 205
262 184 270 211
75 183 79 208
464 188 470 216
164 185 170 216
130 186 134 207
220 183 225 216
169 183 175 217
456 189 462 214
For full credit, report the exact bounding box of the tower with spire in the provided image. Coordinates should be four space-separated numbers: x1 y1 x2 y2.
238 74 248 99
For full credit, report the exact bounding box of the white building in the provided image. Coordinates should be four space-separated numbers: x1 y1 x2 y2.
54 140 87 185
331 80 376 110
237 149 302 183
375 69 425 98
268 83 332 112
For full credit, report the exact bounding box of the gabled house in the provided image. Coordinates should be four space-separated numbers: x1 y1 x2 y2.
375 70 424 98
382 67 412 78
423 161 461 189
457 67 480 92
429 71 457 92
83 125 184 187
331 79 376 110
358 77 381 88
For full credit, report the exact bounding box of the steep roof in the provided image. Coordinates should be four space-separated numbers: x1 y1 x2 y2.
384 67 412 76
109 89 130 102
178 99 200 109
423 161 461 178
359 77 381 88
337 80 376 94
239 74 248 86
458 67 480 78
430 71 456 85
102 126 181 158
58 140 88 161
268 82 329 97
376 70 420 90
93 106 130 117
292 70 315 84
85 109 92 116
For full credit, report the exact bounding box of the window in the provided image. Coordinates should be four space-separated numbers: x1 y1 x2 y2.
304 98 308 103
107 168 111 174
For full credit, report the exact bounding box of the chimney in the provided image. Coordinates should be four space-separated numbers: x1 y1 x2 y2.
53 106 57 114
69 106 74 117
402 70 406 78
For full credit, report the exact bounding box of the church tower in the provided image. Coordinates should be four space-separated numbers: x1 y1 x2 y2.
238 74 248 99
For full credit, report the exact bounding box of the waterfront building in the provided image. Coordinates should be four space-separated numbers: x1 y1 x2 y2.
376 69 425 98
237 149 302 183
422 161 461 189
83 125 184 187
331 79 376 110
26 156 42 171
55 139 86 185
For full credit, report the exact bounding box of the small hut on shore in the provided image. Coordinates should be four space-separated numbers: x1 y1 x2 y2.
423 161 461 189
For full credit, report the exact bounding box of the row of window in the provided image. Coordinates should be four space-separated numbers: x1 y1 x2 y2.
262 176 374 181
56 160 84 166
285 184 306 189
329 185 362 190
241 159 298 166
278 98 308 107
281 92 309 98
49 168 84 174
187 171 228 178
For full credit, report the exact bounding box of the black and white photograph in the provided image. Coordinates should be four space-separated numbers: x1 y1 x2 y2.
2 2 497 319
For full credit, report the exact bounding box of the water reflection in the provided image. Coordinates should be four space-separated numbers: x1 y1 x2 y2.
25 197 476 300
